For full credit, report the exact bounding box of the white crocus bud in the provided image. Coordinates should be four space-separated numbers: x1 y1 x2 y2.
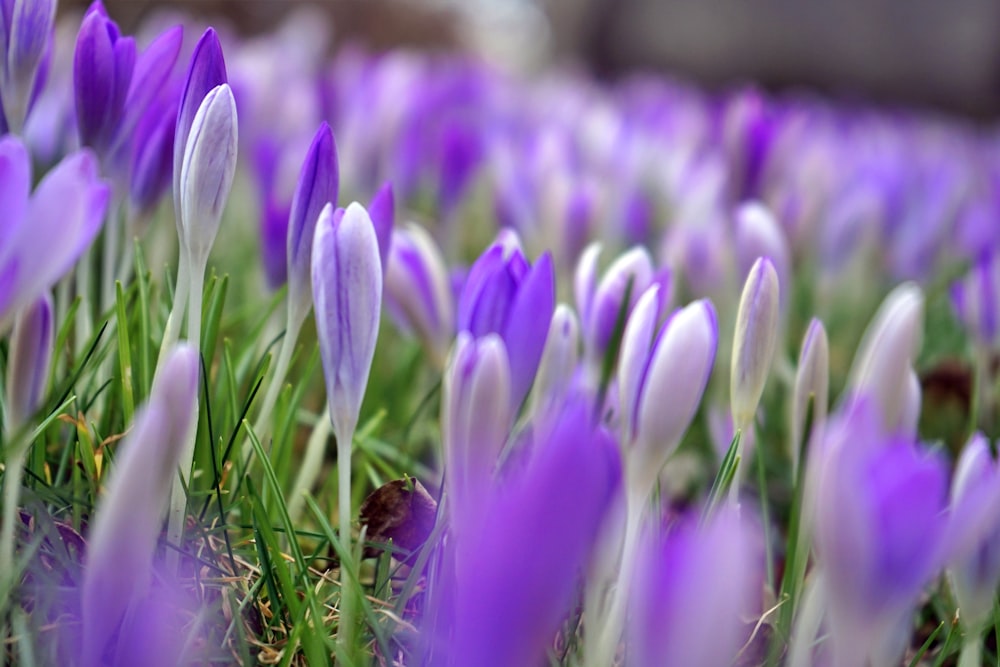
845 282 924 432
731 256 780 432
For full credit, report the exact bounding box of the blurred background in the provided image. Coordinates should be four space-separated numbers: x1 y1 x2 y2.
66 0 1000 118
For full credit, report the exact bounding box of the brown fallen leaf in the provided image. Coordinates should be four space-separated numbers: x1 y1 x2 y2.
358 476 438 559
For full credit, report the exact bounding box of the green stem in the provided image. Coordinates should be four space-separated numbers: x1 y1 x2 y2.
335 421 357 661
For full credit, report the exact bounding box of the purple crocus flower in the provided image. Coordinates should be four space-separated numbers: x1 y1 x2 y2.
73 2 136 155
628 506 762 667
790 317 829 475
4 291 52 430
0 136 109 331
0 0 56 133
81 344 199 667
810 399 950 667
436 399 621 667
286 121 338 326
456 232 555 410
311 201 382 446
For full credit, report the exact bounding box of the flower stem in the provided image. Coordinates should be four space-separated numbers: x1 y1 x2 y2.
335 421 357 661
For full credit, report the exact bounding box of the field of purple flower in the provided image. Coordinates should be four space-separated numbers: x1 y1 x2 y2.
1 2 999 666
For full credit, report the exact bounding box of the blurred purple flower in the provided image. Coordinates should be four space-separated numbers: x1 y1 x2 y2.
628 506 762 667
434 399 621 667
810 399 950 667
951 250 999 348
0 0 56 132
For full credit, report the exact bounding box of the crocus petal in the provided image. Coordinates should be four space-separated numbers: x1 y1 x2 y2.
0 135 30 263
530 303 581 423
501 251 555 409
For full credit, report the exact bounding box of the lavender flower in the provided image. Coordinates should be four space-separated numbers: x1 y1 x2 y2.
734 201 790 294
81 344 199 667
73 3 135 155
618 289 718 496
439 399 621 667
4 291 52 430
628 506 762 667
128 92 177 221
384 222 455 367
457 233 554 409
951 250 1000 348
0 136 109 331
731 256 780 432
810 399 950 667
529 303 581 423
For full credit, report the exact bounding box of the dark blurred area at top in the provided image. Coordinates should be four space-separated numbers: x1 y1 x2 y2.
70 0 1000 119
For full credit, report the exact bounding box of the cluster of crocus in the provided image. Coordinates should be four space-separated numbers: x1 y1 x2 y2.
3 3 1000 666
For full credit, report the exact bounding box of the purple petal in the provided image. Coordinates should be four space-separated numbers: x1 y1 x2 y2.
368 181 394 273
502 251 555 410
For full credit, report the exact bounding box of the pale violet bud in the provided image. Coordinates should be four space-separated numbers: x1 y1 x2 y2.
573 241 602 327
81 344 199 667
442 332 512 514
731 257 780 432
384 222 455 368
530 303 581 422
311 202 382 445
734 201 790 296
5 292 53 430
2 0 56 131
790 317 829 475
179 83 238 268
949 434 1000 631
845 282 924 433
630 299 718 495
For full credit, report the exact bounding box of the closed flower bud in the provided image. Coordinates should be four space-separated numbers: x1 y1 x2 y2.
368 181 394 273
577 243 655 359
731 256 780 432
734 201 790 295
384 222 454 367
4 292 53 430
629 298 718 496
311 202 382 446
179 83 238 268
790 317 829 475
845 282 924 433
81 344 199 667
